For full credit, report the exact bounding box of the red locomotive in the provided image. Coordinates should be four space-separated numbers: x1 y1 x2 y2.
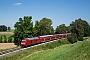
21 33 69 47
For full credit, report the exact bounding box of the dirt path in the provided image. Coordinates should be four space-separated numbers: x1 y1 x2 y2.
0 43 17 49
0 32 14 34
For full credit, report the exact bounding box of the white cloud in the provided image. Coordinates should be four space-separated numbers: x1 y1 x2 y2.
14 3 22 6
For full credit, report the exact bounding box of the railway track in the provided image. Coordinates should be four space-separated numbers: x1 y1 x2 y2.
0 39 57 57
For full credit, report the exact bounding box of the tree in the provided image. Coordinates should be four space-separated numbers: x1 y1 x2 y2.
0 25 7 32
55 24 67 34
70 18 84 41
82 20 90 37
7 26 11 31
34 20 40 36
14 16 35 46
66 26 71 33
34 18 54 36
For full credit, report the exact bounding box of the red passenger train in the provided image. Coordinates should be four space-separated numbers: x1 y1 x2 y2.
20 33 69 47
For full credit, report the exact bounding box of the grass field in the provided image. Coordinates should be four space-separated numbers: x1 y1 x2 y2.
24 37 90 60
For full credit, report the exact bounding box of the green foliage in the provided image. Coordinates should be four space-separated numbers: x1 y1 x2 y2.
34 18 54 36
70 18 90 38
0 25 7 32
0 35 2 43
14 16 35 46
66 26 71 33
70 18 84 37
7 26 11 31
78 35 83 41
55 24 67 34
34 20 39 36
3 35 7 43
0 34 14 43
48 39 70 49
82 20 90 37
8 37 13 43
67 33 78 44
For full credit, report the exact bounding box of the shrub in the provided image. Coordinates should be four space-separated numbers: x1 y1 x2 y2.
58 38 70 44
78 35 83 41
45 39 70 49
67 33 78 44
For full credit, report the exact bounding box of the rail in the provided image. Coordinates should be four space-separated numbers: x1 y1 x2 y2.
0 39 57 57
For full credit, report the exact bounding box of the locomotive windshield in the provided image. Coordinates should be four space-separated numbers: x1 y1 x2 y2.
22 40 26 42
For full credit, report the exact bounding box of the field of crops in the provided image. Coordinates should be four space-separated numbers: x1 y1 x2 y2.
0 32 15 51
0 34 13 38
0 32 14 43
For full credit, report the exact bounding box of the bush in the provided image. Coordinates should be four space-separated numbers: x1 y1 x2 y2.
67 33 78 44
58 38 70 44
78 35 83 41
45 39 70 49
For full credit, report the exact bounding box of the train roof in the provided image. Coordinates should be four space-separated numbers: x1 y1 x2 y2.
39 36 48 37
26 37 38 40
39 35 53 37
46 35 53 36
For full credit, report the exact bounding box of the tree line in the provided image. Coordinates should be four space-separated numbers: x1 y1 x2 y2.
12 16 90 45
0 25 11 32
67 18 90 43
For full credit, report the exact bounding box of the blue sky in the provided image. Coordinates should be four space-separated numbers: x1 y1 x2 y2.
0 0 90 29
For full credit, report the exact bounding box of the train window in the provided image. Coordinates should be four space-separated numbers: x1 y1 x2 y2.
22 40 26 42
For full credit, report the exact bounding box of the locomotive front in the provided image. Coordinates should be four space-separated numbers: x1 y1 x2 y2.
21 39 27 47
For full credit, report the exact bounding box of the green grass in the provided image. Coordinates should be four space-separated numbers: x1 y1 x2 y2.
0 38 70 60
25 37 90 60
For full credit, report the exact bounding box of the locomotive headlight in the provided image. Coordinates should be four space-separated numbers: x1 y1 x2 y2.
21 43 25 44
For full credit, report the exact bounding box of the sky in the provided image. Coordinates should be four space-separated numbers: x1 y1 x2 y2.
0 0 90 29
